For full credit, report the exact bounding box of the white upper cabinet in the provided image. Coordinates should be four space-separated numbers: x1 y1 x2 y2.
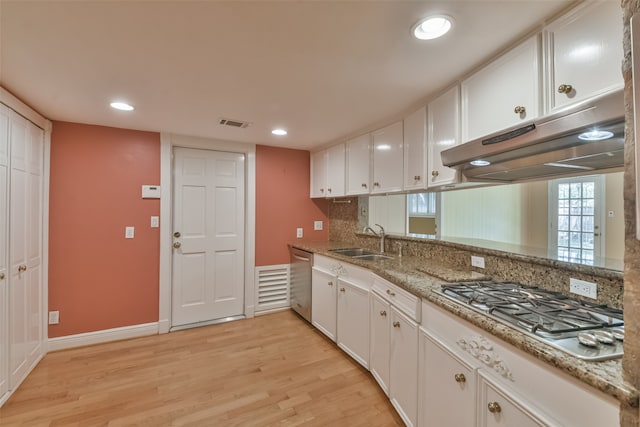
371 121 403 194
545 1 623 112
346 133 371 195
325 143 345 197
310 150 327 198
461 35 541 143
403 107 427 191
427 86 460 189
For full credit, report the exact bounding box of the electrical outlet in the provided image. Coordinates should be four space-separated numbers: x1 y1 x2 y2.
314 221 323 231
125 226 135 239
150 216 159 228
608 210 615 218
569 278 598 299
296 228 303 238
471 255 485 269
49 311 60 325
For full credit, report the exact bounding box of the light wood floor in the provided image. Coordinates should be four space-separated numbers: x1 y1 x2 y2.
0 310 403 426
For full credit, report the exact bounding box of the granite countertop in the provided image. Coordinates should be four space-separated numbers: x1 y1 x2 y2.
290 241 638 408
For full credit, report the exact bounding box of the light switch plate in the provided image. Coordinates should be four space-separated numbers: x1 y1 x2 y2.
296 228 303 238
125 226 135 239
150 216 159 228
314 221 323 231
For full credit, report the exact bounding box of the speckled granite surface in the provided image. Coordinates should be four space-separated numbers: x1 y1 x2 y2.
291 241 638 408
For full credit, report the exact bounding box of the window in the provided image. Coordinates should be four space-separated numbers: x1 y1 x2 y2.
549 176 603 265
407 192 436 217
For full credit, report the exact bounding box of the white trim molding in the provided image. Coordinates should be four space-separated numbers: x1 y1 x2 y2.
48 322 159 352
159 133 256 333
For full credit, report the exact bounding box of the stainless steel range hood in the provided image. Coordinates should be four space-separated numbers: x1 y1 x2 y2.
440 89 624 182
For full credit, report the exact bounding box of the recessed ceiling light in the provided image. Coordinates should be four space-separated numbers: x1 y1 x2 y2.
272 129 287 136
578 129 614 141
110 102 135 111
413 15 453 40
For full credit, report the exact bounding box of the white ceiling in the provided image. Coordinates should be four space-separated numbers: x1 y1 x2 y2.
0 0 573 151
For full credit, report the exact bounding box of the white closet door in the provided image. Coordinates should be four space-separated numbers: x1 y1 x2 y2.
0 105 9 398
8 111 43 390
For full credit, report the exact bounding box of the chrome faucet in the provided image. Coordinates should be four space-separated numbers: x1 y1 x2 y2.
364 224 385 253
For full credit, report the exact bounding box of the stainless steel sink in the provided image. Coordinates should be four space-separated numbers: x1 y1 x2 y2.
329 248 377 257
329 248 392 261
353 254 392 261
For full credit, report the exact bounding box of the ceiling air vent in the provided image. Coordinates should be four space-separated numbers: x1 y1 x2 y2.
218 118 251 129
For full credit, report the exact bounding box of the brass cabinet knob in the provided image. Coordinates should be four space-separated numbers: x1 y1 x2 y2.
488 402 502 414
339 288 345 292
431 170 439 177
514 106 526 114
0 273 4 280
18 265 27 272
173 242 181 249
393 321 401 328
320 188 324 193
454 373 466 383
173 231 181 238
414 175 421 181
328 281 333 286
373 182 380 187
386 289 396 297
380 310 387 316
558 84 573 94
327 188 332 193
361 183 367 188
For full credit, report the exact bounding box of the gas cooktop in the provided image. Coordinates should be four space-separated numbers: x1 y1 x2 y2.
439 281 624 361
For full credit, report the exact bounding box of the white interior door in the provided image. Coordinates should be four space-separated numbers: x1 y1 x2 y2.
0 106 9 397
8 111 43 389
171 147 245 327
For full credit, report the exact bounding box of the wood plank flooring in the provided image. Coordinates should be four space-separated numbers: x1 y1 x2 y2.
0 310 403 426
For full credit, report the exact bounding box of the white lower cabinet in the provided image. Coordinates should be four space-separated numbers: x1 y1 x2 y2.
311 255 371 368
419 330 476 427
371 275 420 427
419 299 619 427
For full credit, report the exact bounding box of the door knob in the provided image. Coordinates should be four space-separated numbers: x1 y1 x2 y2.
173 242 181 249
558 84 573 94
173 232 181 238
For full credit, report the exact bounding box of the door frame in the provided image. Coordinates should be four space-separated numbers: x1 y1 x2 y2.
159 133 256 334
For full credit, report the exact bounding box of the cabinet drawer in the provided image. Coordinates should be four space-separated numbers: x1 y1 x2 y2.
372 275 420 322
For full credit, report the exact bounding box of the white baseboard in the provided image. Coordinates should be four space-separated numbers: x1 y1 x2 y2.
254 307 290 317
48 322 159 352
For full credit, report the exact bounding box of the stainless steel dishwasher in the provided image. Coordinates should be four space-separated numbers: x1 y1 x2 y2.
290 247 313 322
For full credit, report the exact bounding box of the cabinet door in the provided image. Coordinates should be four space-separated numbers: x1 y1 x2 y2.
311 267 337 341
371 121 403 194
419 330 476 427
478 375 550 427
346 134 370 195
326 143 345 197
370 292 390 395
427 86 460 188
389 306 418 427
0 106 8 398
403 107 426 191
546 1 623 111
310 150 327 198
336 278 370 368
461 35 541 143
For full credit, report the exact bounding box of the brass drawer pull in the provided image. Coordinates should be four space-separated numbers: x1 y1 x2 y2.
339 288 345 292
393 321 400 328
488 402 502 413
514 105 526 114
386 289 396 296
454 373 466 383
380 310 387 317
18 265 27 272
558 84 573 94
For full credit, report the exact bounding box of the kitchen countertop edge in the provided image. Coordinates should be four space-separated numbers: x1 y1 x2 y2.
290 241 639 408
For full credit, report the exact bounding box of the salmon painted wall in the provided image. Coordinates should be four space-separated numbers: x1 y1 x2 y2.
48 122 160 337
255 145 329 266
